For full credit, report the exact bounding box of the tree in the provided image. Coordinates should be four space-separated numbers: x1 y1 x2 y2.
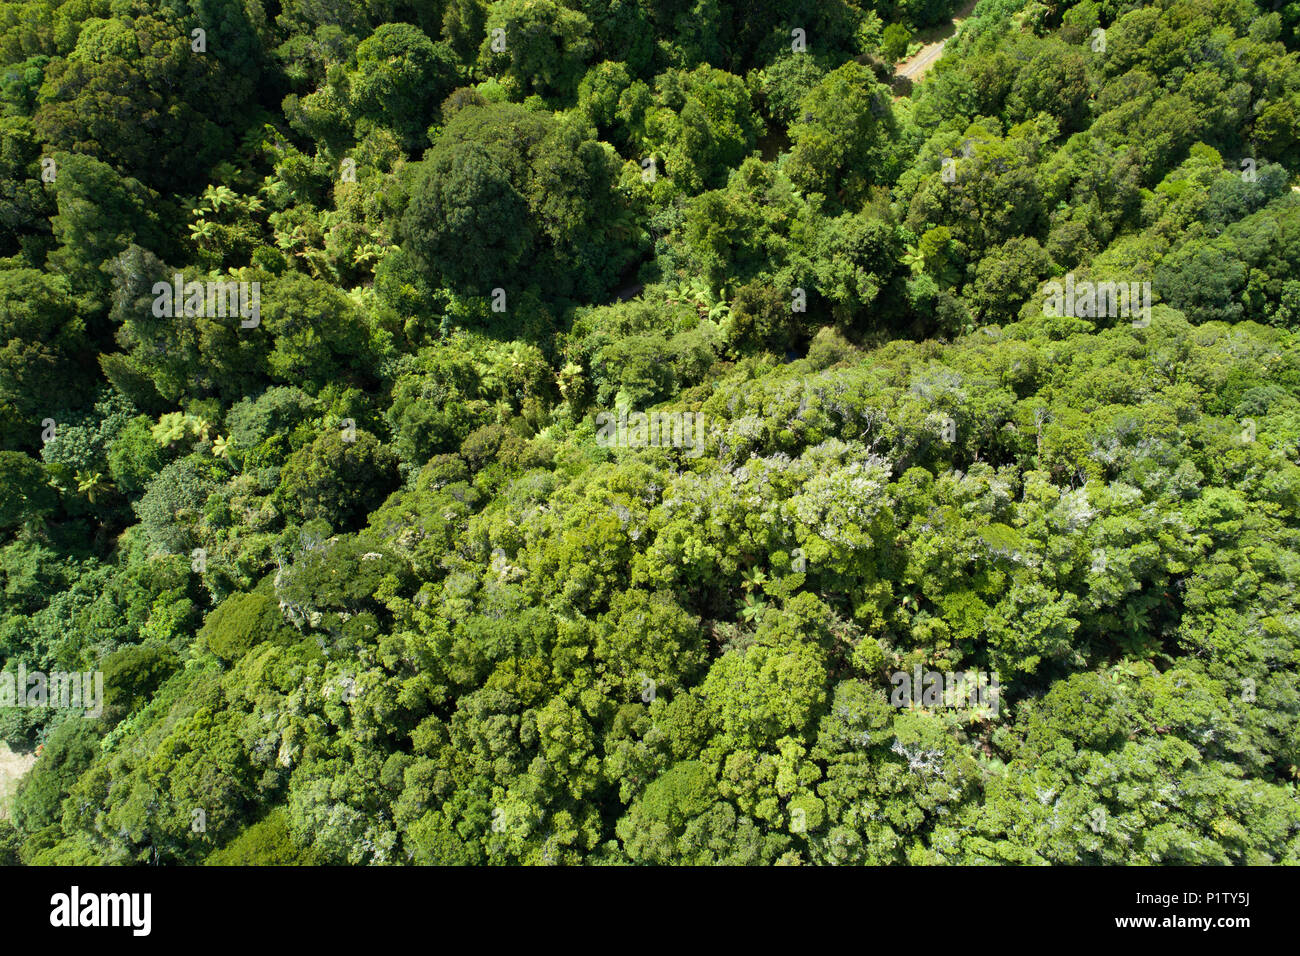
350 23 459 150
0 268 86 433
787 61 900 207
881 23 911 64
477 0 594 100
0 451 57 530
133 457 221 555
275 430 399 528
1005 43 1090 133
34 12 253 193
399 102 634 299
701 641 829 750
969 236 1051 323
47 156 169 307
641 66 761 193
200 591 290 663
0 117 54 260
205 807 319 865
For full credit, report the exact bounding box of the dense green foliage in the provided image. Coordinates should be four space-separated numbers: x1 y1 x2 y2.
1 0 1299 865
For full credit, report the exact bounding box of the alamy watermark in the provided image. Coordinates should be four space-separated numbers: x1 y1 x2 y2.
0 665 103 718
151 274 261 328
50 886 150 936
595 409 706 457
1043 273 1151 326
890 666 1001 716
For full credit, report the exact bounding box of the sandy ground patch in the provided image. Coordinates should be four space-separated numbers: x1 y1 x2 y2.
0 741 36 820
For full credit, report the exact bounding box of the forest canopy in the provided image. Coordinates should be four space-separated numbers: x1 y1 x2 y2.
1 0 1299 866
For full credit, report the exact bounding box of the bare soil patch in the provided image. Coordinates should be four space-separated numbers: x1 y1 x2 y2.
0 742 36 820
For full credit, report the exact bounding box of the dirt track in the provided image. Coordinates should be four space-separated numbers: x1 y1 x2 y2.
894 0 979 82
897 42 948 80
